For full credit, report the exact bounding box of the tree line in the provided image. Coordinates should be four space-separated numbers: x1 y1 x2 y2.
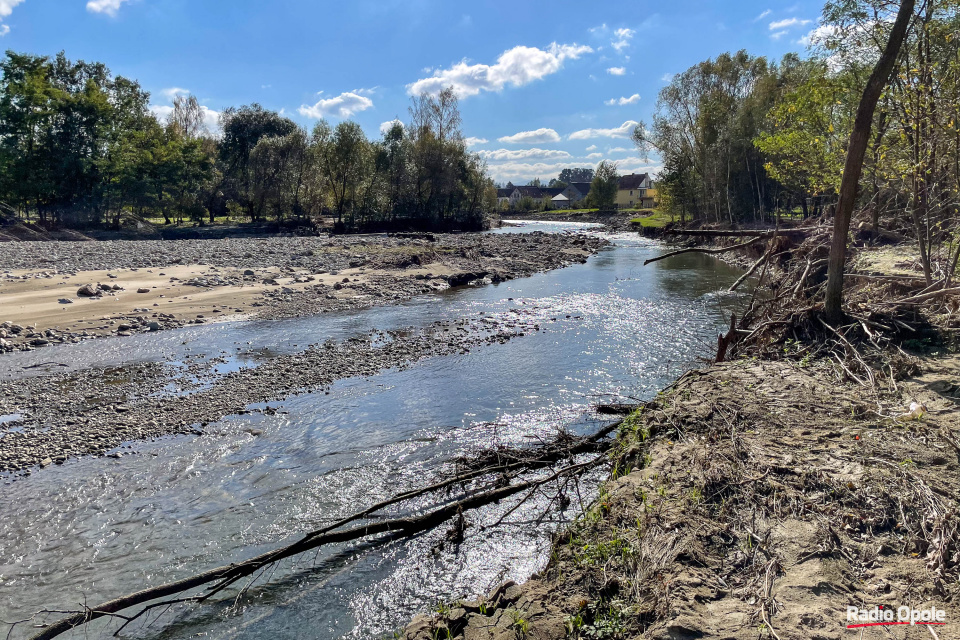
0 52 494 232
635 0 960 288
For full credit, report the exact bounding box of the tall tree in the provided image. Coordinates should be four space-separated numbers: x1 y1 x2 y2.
824 0 917 322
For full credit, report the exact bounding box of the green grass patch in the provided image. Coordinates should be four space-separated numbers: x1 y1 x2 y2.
629 210 671 228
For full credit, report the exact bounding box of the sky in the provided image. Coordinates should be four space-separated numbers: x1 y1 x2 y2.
0 0 826 184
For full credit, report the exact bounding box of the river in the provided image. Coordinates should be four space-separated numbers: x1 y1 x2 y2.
0 222 748 639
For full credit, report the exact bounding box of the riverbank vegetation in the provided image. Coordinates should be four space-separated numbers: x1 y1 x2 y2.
636 0 960 293
0 54 494 233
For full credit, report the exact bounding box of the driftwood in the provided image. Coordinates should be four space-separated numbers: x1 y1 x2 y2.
729 230 779 293
881 286 960 306
24 424 621 640
643 236 766 266
663 228 817 238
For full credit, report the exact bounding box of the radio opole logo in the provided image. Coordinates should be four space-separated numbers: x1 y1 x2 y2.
847 605 946 629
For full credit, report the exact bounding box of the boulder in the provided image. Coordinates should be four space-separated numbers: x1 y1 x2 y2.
77 284 98 297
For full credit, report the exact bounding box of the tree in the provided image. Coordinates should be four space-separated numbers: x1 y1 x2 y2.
558 167 594 184
824 0 916 323
588 161 619 210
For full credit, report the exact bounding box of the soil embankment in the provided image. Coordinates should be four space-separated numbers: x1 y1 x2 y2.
403 355 960 639
0 232 604 352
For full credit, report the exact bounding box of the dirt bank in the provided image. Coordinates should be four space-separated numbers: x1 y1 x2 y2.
0 232 604 352
403 354 960 639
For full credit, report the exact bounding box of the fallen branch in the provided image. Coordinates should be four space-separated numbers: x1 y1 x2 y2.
643 236 765 266
26 433 617 640
729 230 779 293
879 286 960 306
663 228 817 238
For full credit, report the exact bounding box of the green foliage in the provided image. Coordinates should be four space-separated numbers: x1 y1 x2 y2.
0 54 492 232
587 161 618 210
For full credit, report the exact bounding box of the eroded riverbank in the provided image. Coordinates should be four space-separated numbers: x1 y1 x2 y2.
0 227 751 640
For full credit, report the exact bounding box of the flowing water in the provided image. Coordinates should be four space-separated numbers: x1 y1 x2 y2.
0 223 749 639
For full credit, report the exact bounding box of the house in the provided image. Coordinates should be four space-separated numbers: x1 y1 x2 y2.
496 188 513 209
617 173 657 209
540 187 564 208
508 185 546 208
561 182 592 204
551 193 571 209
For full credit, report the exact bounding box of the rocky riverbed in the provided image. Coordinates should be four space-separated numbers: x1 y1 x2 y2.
0 232 605 352
0 310 551 474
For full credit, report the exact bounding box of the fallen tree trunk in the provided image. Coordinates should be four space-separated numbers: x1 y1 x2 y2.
663 228 817 238
643 236 766 266
26 425 621 640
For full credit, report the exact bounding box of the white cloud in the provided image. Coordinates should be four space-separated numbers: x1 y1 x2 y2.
149 104 221 135
86 0 130 16
407 42 592 98
298 91 375 119
569 120 639 140
612 28 635 53
498 128 561 144
586 145 598 152
607 147 632 154
798 23 837 47
0 0 24 19
605 93 640 106
754 9 772 22
478 148 572 161
660 73 674 83
380 119 404 135
770 30 788 40
769 17 812 30
0 0 24 34
606 66 627 76
161 87 190 100
486 158 661 184
586 153 603 160
589 23 608 34
464 136 488 147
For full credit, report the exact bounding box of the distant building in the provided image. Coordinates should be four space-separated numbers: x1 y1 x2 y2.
496 188 513 209
617 173 657 209
509 185 547 208
561 182 592 204
551 193 571 209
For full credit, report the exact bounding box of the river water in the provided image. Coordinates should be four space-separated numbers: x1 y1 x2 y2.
0 222 747 639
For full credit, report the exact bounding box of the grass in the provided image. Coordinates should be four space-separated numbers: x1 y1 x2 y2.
628 209 671 228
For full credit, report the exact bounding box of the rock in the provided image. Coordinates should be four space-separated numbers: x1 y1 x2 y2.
243 269 255 276
77 284 98 297
111 284 123 291
30 338 49 346
58 298 74 304
147 322 161 331
137 288 151 293
98 283 114 292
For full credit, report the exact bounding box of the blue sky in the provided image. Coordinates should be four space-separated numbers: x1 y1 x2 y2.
0 0 825 183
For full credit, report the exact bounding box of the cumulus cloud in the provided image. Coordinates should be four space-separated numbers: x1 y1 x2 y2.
498 128 561 144
607 66 627 76
769 17 812 30
0 0 24 19
586 153 603 160
477 148 572 161
0 0 24 34
607 147 632 154
485 159 661 184
380 119 404 135
798 23 838 47
299 91 375 119
586 145 598 152
605 93 640 106
464 136 488 147
612 27 635 53
407 42 593 98
770 30 788 40
569 120 639 140
86 0 130 16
